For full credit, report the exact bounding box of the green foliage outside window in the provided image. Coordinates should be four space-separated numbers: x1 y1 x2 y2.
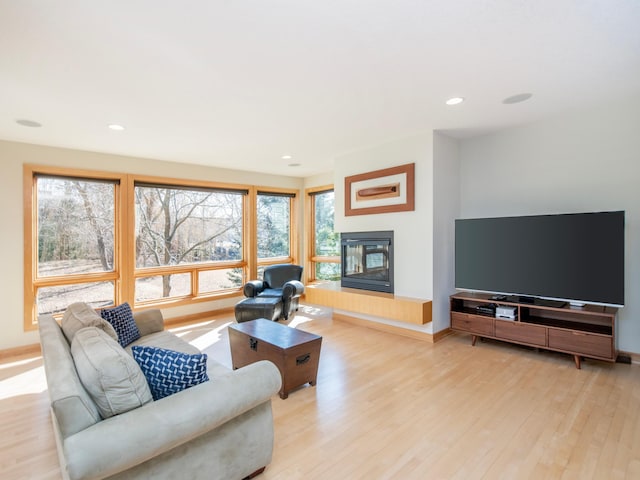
314 190 339 258
257 194 290 259
314 190 340 280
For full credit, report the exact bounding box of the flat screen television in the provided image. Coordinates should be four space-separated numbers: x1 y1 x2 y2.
455 211 625 307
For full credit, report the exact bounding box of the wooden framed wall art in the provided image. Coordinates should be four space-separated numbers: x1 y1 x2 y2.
344 163 415 216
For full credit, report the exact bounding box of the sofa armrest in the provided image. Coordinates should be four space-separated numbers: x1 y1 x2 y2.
133 309 165 336
282 280 305 299
243 280 265 298
63 360 281 480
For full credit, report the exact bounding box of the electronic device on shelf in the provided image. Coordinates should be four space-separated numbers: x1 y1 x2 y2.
476 303 497 316
495 305 517 320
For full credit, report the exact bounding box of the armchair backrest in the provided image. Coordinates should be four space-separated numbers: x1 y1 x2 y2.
263 264 303 289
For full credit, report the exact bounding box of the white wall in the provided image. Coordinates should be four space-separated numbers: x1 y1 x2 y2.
432 132 460 333
458 96 640 353
303 172 334 190
0 140 303 350
333 133 435 332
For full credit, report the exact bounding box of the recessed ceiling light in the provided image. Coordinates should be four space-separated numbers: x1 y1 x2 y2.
288 163 301 167
108 124 125 131
16 119 42 127
503 93 533 104
281 155 292 160
445 97 465 106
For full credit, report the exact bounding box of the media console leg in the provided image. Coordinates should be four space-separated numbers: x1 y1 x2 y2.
471 335 478 347
573 355 581 370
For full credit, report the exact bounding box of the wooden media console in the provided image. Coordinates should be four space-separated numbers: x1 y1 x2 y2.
450 292 618 369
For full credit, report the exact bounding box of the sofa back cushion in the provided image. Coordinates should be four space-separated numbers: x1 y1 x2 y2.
132 346 209 400
100 302 141 347
38 314 102 438
61 302 118 345
72 327 153 418
263 264 303 289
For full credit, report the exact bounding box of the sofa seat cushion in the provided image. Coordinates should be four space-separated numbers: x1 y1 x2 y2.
126 330 231 378
61 302 118 345
132 346 209 400
71 327 153 419
126 330 200 354
100 302 141 347
258 288 284 297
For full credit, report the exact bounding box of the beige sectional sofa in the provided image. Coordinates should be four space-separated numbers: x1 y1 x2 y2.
38 303 282 480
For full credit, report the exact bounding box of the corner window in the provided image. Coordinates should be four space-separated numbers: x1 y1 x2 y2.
306 186 340 282
25 166 299 329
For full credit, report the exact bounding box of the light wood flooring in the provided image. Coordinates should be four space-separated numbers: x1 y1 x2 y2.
1 305 639 479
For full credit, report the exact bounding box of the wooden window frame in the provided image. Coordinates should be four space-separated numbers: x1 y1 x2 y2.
24 166 299 330
254 188 299 279
130 175 250 307
305 185 339 284
24 165 127 330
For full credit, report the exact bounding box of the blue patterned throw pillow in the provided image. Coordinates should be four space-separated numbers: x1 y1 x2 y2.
131 346 209 400
100 303 141 347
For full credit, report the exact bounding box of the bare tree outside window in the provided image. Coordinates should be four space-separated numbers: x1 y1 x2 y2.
36 176 116 314
38 177 115 275
134 185 244 298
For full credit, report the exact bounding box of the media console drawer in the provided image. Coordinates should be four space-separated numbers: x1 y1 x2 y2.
495 320 546 346
451 312 494 336
548 328 613 359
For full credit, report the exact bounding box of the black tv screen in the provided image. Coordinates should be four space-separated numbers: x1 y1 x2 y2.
455 211 625 307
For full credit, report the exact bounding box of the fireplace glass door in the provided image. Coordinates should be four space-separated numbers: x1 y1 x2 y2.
341 231 394 293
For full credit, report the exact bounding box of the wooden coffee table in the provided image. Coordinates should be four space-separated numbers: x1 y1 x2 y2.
228 318 322 399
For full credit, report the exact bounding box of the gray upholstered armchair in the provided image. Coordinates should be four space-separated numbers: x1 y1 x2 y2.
243 264 305 320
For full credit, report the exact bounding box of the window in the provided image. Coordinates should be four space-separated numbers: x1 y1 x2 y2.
25 169 122 326
256 189 297 278
257 192 292 260
134 183 246 302
24 166 299 330
306 186 339 282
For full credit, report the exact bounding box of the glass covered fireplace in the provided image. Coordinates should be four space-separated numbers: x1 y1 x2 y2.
341 231 394 294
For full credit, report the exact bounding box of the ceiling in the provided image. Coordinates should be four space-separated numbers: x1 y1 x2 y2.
1 1 639 178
